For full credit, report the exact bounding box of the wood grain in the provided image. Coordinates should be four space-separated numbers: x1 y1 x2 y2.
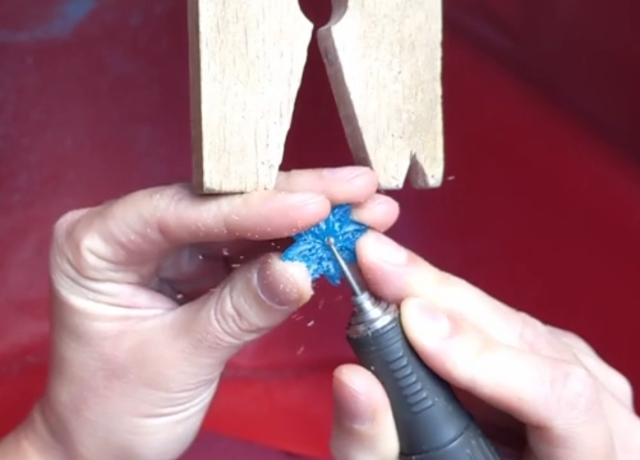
188 0 313 193
318 0 444 189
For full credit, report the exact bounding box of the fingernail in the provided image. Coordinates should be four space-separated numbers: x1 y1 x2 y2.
351 195 398 222
322 166 369 180
403 298 451 340
365 232 408 266
334 373 374 427
256 257 310 309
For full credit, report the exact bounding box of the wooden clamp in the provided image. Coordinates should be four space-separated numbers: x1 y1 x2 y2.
188 0 443 194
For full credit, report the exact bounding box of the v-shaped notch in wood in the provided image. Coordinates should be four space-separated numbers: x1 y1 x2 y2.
318 0 444 189
189 0 443 194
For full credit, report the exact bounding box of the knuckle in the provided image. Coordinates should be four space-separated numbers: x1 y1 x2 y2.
547 362 599 424
52 209 85 243
453 333 493 387
148 184 190 212
427 267 459 291
206 284 262 349
551 328 635 407
553 328 593 353
514 311 551 353
146 184 192 239
51 208 105 278
410 260 468 301
72 229 109 278
612 371 634 408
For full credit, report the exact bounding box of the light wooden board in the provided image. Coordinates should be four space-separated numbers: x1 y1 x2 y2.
188 0 313 193
318 0 444 189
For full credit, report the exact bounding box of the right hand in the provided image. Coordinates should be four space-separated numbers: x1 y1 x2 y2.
331 231 640 460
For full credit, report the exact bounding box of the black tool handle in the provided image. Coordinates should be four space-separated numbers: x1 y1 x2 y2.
348 315 502 460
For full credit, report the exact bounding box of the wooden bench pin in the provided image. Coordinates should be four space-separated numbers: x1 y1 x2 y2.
188 0 444 194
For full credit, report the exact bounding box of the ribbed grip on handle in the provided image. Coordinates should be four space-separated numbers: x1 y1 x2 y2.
409 423 502 460
348 315 501 460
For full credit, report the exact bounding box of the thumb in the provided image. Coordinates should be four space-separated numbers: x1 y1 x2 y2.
177 253 312 365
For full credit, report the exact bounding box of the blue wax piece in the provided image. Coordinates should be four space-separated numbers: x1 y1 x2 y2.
281 204 368 285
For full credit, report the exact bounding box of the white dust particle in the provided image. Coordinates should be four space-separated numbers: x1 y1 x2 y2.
176 293 185 301
306 320 315 327
296 346 305 356
221 247 230 256
446 175 456 181
317 300 324 310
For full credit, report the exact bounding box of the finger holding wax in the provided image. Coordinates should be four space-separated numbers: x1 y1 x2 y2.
52 167 393 285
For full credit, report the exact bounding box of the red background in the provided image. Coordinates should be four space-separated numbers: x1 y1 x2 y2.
1 1 639 459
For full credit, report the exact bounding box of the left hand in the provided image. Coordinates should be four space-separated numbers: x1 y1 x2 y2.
7 167 399 460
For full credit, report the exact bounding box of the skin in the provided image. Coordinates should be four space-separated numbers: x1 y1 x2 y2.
331 232 640 460
0 166 399 460
0 166 637 459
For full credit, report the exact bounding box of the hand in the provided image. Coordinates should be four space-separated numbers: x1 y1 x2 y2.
8 167 400 460
331 232 640 460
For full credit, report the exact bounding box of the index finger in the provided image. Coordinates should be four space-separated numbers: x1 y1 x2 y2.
356 231 569 359
60 167 380 269
355 232 616 459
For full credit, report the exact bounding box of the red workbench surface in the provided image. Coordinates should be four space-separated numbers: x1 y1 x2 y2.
1 1 639 459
